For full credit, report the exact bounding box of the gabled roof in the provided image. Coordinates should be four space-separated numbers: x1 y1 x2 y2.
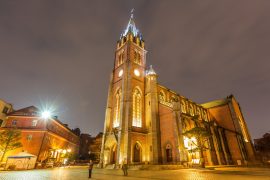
8 106 39 116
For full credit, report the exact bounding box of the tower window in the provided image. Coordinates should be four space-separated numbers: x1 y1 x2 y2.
117 51 124 67
134 50 141 65
132 88 142 127
113 89 121 127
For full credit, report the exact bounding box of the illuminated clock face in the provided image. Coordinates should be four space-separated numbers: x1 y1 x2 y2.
118 69 123 77
134 69 140 77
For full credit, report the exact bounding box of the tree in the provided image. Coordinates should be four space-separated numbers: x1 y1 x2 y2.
0 128 22 162
183 118 211 168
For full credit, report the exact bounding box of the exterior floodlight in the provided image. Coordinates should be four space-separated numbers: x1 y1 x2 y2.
67 149 71 153
41 111 51 119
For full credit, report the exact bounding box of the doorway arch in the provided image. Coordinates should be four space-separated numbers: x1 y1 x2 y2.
110 144 117 164
133 142 142 163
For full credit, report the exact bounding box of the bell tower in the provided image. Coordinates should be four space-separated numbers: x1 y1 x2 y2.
100 11 150 166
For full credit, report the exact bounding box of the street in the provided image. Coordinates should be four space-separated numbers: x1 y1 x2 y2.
0 167 270 180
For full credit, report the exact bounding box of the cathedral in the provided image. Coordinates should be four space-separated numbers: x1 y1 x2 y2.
100 13 256 167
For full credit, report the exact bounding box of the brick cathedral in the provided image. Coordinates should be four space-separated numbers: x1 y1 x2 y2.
100 13 256 167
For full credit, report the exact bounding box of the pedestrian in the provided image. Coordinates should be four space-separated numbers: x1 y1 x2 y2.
88 160 94 178
121 158 128 176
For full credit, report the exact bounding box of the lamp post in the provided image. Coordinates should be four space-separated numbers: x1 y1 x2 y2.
36 110 52 168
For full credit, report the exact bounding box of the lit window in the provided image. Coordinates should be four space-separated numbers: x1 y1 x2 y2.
239 116 249 142
132 88 142 127
181 101 186 113
32 120 38 127
159 91 165 102
113 89 121 127
189 105 194 116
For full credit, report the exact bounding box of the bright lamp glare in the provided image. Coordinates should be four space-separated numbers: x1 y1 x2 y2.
41 111 51 119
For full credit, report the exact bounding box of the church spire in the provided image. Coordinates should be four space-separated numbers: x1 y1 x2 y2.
117 9 145 49
121 9 142 39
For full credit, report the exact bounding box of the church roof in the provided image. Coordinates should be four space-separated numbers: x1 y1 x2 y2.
8 106 39 116
201 99 229 108
121 9 142 39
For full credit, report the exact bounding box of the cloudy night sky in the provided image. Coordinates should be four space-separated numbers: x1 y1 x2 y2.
0 0 269 139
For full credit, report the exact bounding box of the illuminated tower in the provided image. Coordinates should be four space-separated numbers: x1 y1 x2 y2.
100 11 161 166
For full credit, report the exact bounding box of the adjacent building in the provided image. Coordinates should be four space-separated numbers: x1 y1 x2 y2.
100 13 256 167
0 99 13 127
1 106 79 164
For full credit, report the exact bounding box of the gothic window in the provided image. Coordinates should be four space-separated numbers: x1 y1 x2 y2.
181 100 186 113
238 116 249 142
189 104 194 116
132 88 142 127
113 89 121 127
117 51 124 66
159 91 165 102
196 107 201 118
202 110 208 121
134 50 141 65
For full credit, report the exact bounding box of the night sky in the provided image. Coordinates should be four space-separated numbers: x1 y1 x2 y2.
0 0 269 139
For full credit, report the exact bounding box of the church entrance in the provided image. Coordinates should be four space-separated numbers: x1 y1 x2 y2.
133 142 141 163
111 144 117 164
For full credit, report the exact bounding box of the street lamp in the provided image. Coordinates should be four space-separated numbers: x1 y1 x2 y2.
41 110 51 119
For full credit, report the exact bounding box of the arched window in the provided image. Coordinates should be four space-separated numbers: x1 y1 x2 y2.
134 50 141 65
239 116 249 142
113 89 121 127
159 91 165 102
117 51 124 66
132 88 142 127
202 110 208 121
189 104 194 116
181 100 186 113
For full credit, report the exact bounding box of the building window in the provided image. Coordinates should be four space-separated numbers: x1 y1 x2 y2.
238 116 249 142
2 106 9 114
12 120 17 126
27 134 33 141
117 51 124 66
134 50 141 65
132 88 142 127
113 89 121 127
189 104 194 116
159 91 165 102
181 100 186 113
202 110 208 121
32 120 38 127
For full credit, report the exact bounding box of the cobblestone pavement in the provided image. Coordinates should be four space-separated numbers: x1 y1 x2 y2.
0 167 270 180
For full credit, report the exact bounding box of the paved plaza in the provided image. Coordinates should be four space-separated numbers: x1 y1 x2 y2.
0 167 270 180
